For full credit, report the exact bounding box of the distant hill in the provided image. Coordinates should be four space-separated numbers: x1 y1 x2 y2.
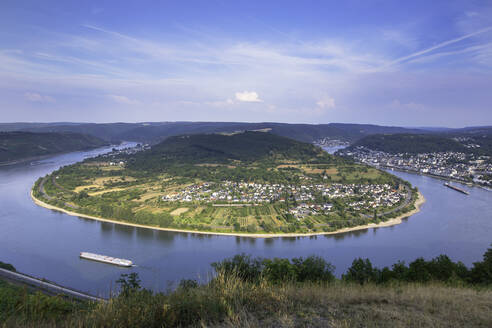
0 122 428 144
348 134 467 154
444 126 492 137
0 131 108 164
126 131 334 171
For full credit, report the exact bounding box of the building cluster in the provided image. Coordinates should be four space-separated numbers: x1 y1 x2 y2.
101 143 150 158
162 181 406 218
100 144 150 166
313 138 350 148
339 147 492 186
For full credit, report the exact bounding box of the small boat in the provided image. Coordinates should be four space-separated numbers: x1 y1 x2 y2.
80 252 133 267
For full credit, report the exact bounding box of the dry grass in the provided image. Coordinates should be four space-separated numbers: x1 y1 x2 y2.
73 184 99 193
138 191 161 201
86 279 492 328
3 275 491 328
194 280 492 328
276 164 339 175
170 207 189 216
100 166 124 171
88 187 128 196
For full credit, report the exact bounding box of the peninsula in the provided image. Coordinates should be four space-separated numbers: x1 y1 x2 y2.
31 131 422 236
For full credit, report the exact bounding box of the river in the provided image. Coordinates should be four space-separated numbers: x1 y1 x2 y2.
0 144 491 297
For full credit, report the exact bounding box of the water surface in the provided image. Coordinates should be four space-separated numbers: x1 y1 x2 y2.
1 145 491 297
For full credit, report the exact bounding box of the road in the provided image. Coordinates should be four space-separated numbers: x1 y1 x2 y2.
0 268 106 302
38 175 78 208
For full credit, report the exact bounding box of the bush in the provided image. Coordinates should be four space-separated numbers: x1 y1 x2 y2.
292 255 335 282
470 245 492 285
343 258 380 284
212 254 262 282
407 258 432 282
0 261 16 272
213 254 335 284
263 258 297 283
178 279 199 290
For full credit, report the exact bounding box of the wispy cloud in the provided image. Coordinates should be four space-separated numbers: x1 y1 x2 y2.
381 26 492 68
24 92 55 103
107 94 140 105
1 10 492 125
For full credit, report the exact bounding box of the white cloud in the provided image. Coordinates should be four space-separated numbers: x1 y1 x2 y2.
316 97 335 109
24 92 55 103
235 91 262 102
107 94 140 105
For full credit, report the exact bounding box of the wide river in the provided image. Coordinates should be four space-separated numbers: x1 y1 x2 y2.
1 144 491 297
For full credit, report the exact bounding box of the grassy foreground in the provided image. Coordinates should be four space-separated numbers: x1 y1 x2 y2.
1 276 491 328
2 247 492 327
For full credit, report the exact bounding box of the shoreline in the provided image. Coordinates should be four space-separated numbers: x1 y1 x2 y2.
379 165 490 189
0 144 113 167
31 189 426 238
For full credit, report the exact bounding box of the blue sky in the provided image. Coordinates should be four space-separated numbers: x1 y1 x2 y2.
1 0 491 127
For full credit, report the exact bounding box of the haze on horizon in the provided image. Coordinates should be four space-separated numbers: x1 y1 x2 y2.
1 0 491 128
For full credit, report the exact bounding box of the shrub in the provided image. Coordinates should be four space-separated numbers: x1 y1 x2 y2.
407 258 432 282
263 258 297 283
343 258 380 284
212 254 262 282
0 261 16 272
292 255 335 282
178 279 199 290
470 245 492 285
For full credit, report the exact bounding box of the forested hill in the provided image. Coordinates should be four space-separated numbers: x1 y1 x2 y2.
0 131 108 164
126 131 336 170
0 122 426 144
349 134 467 154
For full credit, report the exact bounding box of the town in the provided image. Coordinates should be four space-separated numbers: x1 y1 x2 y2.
338 147 492 187
162 181 407 218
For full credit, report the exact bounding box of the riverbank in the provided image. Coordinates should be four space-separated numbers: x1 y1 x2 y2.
31 189 425 238
380 165 492 189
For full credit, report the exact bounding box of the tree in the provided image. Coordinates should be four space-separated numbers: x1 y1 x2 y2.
343 258 379 284
470 245 492 284
116 272 141 297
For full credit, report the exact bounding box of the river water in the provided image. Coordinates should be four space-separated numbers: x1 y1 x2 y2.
0 145 491 297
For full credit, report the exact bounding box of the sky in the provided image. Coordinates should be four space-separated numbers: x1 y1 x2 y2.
1 0 492 127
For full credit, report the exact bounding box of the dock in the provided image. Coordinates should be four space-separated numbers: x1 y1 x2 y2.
80 252 133 267
444 183 469 195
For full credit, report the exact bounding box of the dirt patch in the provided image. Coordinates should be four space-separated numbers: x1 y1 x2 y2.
89 187 128 196
74 184 99 193
195 163 236 168
170 207 189 216
139 192 161 201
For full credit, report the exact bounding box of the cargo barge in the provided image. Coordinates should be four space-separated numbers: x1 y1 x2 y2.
444 183 469 195
80 252 133 267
